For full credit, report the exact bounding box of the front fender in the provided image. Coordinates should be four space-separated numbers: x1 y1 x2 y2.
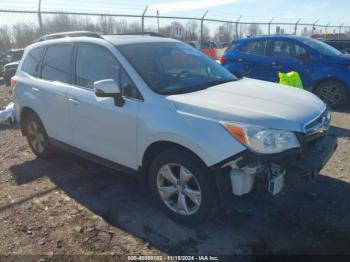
137 104 246 168
311 65 350 91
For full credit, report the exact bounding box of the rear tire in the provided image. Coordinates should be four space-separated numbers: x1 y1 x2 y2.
314 80 348 108
23 112 56 159
148 147 218 225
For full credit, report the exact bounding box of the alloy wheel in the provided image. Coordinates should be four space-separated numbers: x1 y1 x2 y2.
318 85 342 106
156 164 202 216
27 121 45 154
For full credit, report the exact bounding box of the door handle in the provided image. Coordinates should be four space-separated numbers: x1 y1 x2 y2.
272 62 283 69
31 87 40 92
68 97 81 105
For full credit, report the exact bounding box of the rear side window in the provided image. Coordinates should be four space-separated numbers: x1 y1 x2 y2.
21 47 45 77
41 44 73 83
271 40 307 59
240 40 266 56
75 44 120 89
226 41 237 52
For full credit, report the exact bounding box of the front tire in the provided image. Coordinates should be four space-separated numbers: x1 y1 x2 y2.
314 80 348 107
23 112 56 158
149 147 218 225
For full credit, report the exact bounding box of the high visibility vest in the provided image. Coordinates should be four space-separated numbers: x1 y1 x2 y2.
278 71 303 89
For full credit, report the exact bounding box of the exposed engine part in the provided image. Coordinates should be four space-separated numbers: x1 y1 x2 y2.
223 158 288 196
228 163 263 196
268 163 286 195
230 169 255 196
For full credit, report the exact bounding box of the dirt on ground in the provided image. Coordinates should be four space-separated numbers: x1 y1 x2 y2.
0 84 350 259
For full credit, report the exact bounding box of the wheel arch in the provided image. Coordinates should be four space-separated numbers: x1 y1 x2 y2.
313 77 349 104
19 107 39 136
314 77 349 93
140 141 209 183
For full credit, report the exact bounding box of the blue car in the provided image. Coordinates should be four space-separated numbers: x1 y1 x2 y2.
221 35 350 107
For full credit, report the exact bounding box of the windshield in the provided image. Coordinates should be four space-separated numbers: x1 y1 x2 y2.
118 42 237 95
303 39 342 56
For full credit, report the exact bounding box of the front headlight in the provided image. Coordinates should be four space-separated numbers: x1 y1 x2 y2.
221 121 300 154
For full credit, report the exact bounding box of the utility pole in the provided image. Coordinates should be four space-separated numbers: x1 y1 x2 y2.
157 10 160 33
294 18 301 35
268 17 274 35
141 5 148 33
235 15 241 39
325 22 330 38
200 10 208 45
339 23 344 40
312 20 318 37
38 0 43 35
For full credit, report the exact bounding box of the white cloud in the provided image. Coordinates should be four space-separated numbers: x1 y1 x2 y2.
149 0 237 13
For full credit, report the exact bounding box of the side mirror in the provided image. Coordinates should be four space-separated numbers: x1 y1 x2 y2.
94 79 124 107
296 53 310 63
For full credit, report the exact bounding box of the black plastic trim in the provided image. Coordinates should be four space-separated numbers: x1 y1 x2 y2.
211 146 302 171
50 138 138 176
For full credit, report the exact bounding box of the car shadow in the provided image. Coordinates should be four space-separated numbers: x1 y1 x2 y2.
9 154 350 255
330 125 350 138
332 105 350 114
0 122 19 132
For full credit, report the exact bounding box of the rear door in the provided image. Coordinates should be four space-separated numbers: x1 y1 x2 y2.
66 43 140 169
237 39 270 80
38 43 74 144
267 39 313 86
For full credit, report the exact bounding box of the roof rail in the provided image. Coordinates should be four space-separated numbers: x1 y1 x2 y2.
115 32 165 37
37 31 103 42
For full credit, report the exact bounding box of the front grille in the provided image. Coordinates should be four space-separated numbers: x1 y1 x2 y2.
304 109 331 135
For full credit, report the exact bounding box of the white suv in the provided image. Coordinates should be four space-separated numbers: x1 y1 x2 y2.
13 32 337 224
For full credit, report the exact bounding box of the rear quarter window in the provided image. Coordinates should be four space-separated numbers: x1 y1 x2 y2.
21 46 45 77
41 44 73 83
225 42 237 52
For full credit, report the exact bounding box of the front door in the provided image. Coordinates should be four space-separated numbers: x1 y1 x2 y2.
237 39 271 80
67 43 140 170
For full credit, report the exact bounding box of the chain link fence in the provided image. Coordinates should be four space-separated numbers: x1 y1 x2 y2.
1 1 350 52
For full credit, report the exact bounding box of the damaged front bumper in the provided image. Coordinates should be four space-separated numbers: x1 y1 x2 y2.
214 134 337 206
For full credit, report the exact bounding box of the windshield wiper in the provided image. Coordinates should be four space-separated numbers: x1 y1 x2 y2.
165 79 235 95
206 79 235 87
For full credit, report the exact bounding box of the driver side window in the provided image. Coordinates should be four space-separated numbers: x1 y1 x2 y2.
120 69 142 100
75 44 141 99
76 44 120 89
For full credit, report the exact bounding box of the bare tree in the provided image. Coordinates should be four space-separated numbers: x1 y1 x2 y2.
248 24 262 37
0 26 12 52
184 20 199 41
12 23 39 48
98 16 117 34
201 24 210 42
159 24 172 37
127 22 141 33
215 22 234 42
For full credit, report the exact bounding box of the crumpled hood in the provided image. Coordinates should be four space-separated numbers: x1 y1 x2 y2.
168 78 326 132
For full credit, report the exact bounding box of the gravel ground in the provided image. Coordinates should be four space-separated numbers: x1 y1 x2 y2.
0 84 350 259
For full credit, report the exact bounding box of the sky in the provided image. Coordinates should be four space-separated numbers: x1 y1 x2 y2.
0 0 349 36
0 0 350 25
